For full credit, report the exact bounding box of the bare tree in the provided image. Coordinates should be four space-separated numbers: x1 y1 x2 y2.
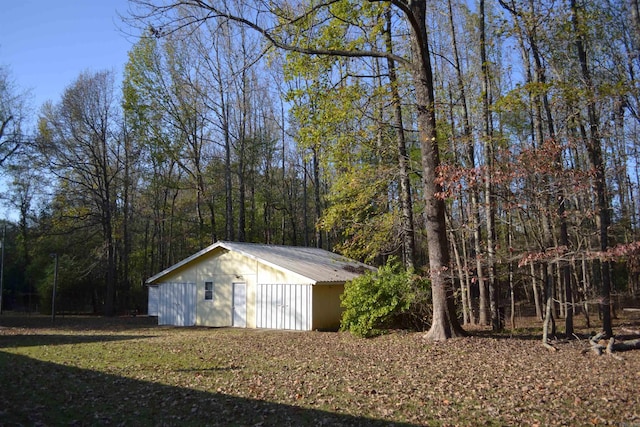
37 70 122 316
0 66 28 167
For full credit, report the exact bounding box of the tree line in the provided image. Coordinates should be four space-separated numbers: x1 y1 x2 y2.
1 0 639 340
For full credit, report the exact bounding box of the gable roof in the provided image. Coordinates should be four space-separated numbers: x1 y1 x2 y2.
145 241 375 285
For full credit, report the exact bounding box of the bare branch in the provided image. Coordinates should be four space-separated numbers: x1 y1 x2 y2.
127 0 409 65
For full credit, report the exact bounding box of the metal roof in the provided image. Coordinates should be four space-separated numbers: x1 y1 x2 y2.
146 241 375 285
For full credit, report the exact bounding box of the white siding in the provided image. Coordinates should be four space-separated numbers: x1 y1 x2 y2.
147 285 159 316
157 282 197 326
256 284 311 331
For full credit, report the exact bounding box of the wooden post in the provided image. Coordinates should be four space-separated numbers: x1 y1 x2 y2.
51 253 59 323
0 224 5 315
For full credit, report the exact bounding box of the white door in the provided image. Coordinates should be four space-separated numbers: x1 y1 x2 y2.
232 282 247 327
256 284 311 330
158 282 196 326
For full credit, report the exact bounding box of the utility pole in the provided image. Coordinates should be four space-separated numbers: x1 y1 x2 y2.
0 224 5 315
51 253 58 323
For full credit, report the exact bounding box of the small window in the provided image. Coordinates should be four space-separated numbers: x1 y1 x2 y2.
205 281 214 300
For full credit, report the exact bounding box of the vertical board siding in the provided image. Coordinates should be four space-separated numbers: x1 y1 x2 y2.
157 282 196 326
256 284 311 331
147 286 159 316
184 282 197 326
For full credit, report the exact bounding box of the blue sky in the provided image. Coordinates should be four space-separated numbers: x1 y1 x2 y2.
0 0 136 110
0 0 137 221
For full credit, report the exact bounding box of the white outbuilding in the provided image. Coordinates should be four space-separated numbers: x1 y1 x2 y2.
146 241 374 331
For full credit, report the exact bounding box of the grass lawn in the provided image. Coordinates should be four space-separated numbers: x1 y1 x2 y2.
1 314 639 426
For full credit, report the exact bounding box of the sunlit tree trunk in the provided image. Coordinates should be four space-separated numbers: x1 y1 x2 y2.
404 0 466 340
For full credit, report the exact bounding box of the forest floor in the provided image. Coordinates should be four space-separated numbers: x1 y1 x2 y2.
0 313 639 426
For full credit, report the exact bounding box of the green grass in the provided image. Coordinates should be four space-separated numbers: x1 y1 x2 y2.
1 314 639 426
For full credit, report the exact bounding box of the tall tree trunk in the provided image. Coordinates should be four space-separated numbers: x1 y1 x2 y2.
581 254 591 328
101 124 116 317
572 0 612 337
508 210 516 329
531 262 542 320
237 67 249 242
222 88 233 242
631 0 640 56
237 142 246 242
103 185 116 316
122 124 133 311
531 5 573 336
16 185 32 313
303 158 310 247
480 0 500 331
281 98 289 245
312 147 322 249
542 263 555 346
559 199 573 335
460 227 476 324
448 217 470 325
448 0 481 325
528 0 573 337
263 148 272 244
385 7 416 270
405 0 465 340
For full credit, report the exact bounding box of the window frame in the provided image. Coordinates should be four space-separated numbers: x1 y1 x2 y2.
204 281 214 301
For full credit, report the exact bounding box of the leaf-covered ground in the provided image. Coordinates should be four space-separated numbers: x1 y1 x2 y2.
0 314 639 426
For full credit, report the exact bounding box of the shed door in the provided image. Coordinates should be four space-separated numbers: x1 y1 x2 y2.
256 284 311 331
158 282 196 326
232 282 247 327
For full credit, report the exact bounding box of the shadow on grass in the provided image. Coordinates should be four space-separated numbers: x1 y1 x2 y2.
0 313 158 331
0 333 154 349
0 351 416 427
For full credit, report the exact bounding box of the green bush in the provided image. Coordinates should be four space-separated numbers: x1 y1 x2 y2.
340 258 431 337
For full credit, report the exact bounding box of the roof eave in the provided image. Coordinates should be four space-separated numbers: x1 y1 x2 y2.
144 241 227 284
145 241 373 285
314 280 347 286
